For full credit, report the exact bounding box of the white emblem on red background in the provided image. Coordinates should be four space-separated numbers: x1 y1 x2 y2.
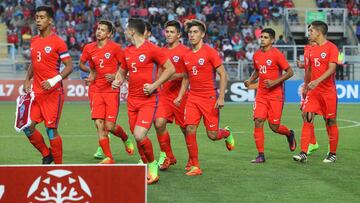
44 46 52 53
198 58 205 65
104 52 111 59
321 52 326 59
27 169 92 202
266 59 272 66
139 54 146 62
173 56 179 63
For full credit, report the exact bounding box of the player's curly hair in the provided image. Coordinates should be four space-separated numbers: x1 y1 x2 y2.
184 19 206 33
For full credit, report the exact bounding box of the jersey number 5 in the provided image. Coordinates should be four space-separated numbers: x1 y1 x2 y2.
131 62 137 72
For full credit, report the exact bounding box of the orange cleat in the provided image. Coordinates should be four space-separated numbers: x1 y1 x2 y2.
185 166 202 176
185 159 192 171
147 160 159 185
99 157 115 164
159 157 177 171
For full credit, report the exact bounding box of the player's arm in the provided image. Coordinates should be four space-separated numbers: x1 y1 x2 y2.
144 59 175 95
112 68 128 89
244 69 259 88
215 65 228 108
296 59 305 69
174 73 189 106
23 64 33 93
41 57 73 90
308 62 336 90
79 60 90 73
169 72 186 80
264 66 294 88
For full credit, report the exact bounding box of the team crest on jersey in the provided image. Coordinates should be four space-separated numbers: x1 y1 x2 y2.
139 54 146 62
173 56 180 63
321 52 327 59
44 46 52 53
104 52 111 59
198 58 205 65
266 59 272 66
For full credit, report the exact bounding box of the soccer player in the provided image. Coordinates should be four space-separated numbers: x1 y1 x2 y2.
293 21 339 163
22 6 73 164
112 18 175 184
244 28 296 163
154 20 189 170
182 19 235 176
296 39 319 156
80 20 135 164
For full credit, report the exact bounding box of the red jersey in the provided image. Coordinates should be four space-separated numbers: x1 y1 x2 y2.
253 47 289 99
30 33 70 94
160 44 188 99
304 44 312 71
81 40 123 93
309 41 338 93
121 41 168 98
183 44 222 97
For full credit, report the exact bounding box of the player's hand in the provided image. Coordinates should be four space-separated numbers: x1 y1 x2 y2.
173 96 182 106
307 80 319 90
88 71 96 81
143 83 156 95
244 80 250 88
264 79 276 88
296 60 304 69
23 80 31 93
215 97 225 109
105 74 115 82
84 78 90 86
112 79 121 89
41 80 52 90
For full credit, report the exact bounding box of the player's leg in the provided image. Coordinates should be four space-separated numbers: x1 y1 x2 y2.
92 93 114 164
183 99 202 175
323 92 338 163
41 91 64 164
300 94 318 155
134 102 158 184
23 120 52 164
251 98 267 163
89 86 105 159
155 117 177 170
268 99 296 151
95 119 114 164
104 93 134 155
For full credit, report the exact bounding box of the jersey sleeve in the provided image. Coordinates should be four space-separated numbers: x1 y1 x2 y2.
151 44 168 66
209 47 222 69
253 53 259 71
57 38 71 61
276 49 289 70
328 44 339 64
80 45 89 63
114 45 125 66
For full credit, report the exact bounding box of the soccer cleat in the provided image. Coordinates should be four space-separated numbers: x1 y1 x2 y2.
251 154 266 163
99 157 115 164
224 126 235 151
123 139 135 155
138 159 144 164
185 158 192 171
93 146 105 159
147 160 159 184
157 151 166 166
42 153 54 164
159 157 177 171
185 166 202 176
287 130 297 151
323 152 336 163
293 151 307 163
307 142 319 155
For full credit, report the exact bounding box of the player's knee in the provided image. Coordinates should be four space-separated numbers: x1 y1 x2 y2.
254 119 264 128
23 126 34 137
206 131 217 141
326 118 337 126
269 124 279 132
105 122 115 132
95 119 104 128
154 119 166 131
186 125 197 134
46 128 57 140
302 112 314 123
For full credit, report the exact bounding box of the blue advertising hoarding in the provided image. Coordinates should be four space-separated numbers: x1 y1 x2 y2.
285 80 360 103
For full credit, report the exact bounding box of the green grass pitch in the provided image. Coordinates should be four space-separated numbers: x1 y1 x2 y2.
1 102 360 202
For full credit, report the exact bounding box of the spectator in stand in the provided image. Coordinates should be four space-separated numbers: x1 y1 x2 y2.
276 35 287 45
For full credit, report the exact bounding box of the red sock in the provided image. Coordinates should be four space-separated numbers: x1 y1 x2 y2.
50 136 63 164
310 129 317 145
99 137 113 160
137 142 148 163
300 122 314 153
215 129 230 140
185 133 199 167
157 131 175 159
28 129 50 157
112 125 128 142
276 125 291 136
254 127 264 153
137 137 154 163
326 125 339 154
